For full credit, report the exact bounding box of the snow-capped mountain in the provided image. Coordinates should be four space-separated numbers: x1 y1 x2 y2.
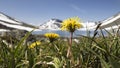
81 21 96 28
89 12 120 29
0 12 36 31
39 18 96 30
100 12 120 29
39 19 62 30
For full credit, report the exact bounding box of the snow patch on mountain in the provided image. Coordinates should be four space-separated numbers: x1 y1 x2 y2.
0 12 21 25
0 12 36 31
81 21 96 28
0 29 8 32
0 21 34 31
39 19 62 30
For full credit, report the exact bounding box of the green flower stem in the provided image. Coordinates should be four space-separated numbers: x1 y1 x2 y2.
67 32 74 63
67 32 73 59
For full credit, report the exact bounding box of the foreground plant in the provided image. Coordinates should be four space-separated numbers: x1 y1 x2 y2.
61 17 83 58
29 41 41 49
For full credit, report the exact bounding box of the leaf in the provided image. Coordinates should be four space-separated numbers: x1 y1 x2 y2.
14 30 33 56
85 46 109 68
53 57 63 68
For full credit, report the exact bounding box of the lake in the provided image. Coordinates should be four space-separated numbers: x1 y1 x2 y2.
32 29 109 37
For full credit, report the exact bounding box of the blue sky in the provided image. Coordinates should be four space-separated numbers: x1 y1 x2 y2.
0 0 120 25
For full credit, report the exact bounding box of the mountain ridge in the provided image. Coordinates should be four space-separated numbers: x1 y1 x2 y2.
39 18 96 30
0 12 37 31
39 19 62 30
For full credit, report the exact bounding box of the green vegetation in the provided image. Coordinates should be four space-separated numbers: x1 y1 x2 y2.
0 28 120 68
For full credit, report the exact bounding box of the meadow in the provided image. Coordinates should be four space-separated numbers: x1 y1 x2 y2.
0 17 120 68
0 28 120 68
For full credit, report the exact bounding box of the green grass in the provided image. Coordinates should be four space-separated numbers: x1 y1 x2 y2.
0 29 120 68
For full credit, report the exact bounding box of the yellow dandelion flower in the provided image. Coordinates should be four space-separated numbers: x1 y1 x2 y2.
29 41 41 49
61 17 82 32
44 33 59 42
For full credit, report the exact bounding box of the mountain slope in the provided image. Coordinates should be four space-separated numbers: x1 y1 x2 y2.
39 19 62 30
100 12 120 29
39 18 96 30
0 12 37 31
